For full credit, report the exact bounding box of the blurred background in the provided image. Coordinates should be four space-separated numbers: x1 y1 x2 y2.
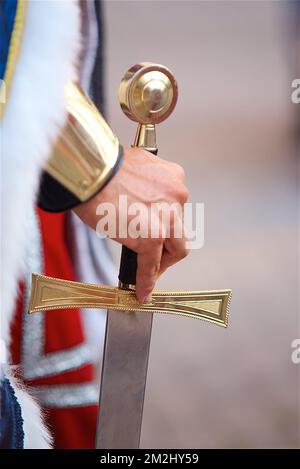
103 0 299 448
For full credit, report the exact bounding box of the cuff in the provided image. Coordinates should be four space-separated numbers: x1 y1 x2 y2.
37 81 123 212
38 145 124 213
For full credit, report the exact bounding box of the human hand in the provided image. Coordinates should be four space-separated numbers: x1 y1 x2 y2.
74 147 189 302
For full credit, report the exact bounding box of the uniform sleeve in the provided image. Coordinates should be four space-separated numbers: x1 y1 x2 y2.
37 145 123 213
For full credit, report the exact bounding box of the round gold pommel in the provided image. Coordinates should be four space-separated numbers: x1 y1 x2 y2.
119 62 178 125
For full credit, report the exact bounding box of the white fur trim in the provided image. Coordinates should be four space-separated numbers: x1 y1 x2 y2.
1 0 81 347
9 373 53 449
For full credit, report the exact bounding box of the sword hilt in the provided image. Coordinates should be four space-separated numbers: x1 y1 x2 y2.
118 62 178 290
28 274 232 327
118 246 138 289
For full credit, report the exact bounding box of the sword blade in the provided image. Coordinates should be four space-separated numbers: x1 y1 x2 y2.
96 309 153 449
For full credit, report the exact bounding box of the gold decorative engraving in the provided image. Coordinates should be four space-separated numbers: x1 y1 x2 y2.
45 82 120 201
29 274 232 327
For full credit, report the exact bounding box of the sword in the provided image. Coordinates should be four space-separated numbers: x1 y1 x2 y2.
28 274 231 449
28 63 232 449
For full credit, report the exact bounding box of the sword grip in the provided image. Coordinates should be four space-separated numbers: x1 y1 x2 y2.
118 246 137 287
118 147 158 289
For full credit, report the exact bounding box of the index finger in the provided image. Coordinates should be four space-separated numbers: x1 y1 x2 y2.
135 241 163 303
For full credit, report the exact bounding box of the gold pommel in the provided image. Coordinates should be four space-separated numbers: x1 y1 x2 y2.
45 82 121 202
119 62 178 153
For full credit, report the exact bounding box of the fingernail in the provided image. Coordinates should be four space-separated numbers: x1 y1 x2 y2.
143 294 152 304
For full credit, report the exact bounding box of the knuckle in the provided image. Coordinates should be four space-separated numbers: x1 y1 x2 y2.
173 245 189 261
149 262 160 277
139 260 160 279
181 247 189 259
176 186 189 203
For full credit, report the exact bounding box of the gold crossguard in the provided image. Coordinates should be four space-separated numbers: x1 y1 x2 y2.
29 274 232 327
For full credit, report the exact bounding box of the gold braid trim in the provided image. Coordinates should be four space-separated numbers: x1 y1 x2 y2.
0 0 28 120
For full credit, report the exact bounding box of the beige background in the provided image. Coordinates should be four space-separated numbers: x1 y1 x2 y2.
103 0 299 448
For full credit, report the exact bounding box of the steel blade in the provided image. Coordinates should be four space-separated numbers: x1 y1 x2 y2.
95 309 153 449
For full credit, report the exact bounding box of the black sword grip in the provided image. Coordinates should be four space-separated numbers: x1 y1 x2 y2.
118 148 158 287
118 246 138 286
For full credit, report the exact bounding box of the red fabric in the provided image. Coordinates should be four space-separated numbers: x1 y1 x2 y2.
10 282 24 366
10 208 98 449
38 209 85 354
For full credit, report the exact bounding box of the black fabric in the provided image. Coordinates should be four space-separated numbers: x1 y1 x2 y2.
37 171 81 213
38 145 124 212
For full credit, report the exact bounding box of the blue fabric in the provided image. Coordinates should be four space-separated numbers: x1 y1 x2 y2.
0 0 18 80
0 378 24 449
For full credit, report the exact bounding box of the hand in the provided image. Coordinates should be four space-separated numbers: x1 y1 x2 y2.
73 147 189 302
